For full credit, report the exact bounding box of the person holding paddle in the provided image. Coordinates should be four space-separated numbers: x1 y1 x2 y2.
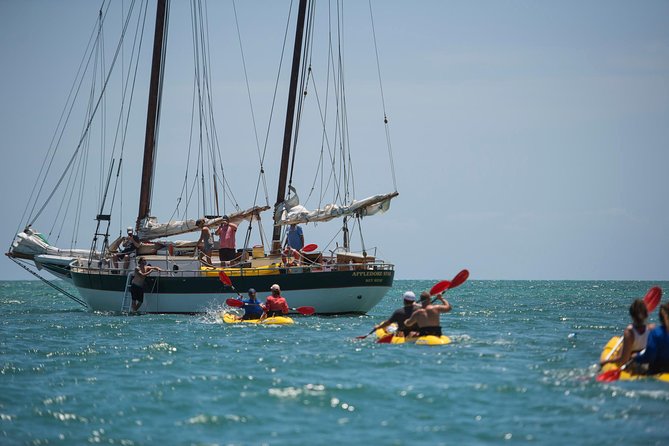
241 288 265 321
404 291 452 337
374 291 420 338
600 299 655 367
265 284 289 317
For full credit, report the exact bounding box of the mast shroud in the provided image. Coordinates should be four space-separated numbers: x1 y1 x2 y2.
271 0 308 254
137 0 168 230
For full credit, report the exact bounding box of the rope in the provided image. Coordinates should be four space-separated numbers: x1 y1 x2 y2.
8 256 87 308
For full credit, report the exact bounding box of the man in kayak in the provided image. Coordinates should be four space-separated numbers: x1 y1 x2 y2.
242 288 265 320
374 291 419 338
265 284 289 317
634 302 669 374
404 290 452 337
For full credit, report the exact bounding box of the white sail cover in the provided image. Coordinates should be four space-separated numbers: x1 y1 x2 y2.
10 228 99 259
279 190 398 225
137 205 270 240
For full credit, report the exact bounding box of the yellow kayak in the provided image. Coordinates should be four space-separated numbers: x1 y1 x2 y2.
599 336 669 382
375 325 451 346
221 312 294 325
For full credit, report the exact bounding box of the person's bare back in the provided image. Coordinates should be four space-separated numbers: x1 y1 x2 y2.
404 292 451 329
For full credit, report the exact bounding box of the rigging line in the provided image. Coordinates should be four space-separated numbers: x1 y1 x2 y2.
107 0 151 230
28 0 140 227
259 0 293 192
17 1 114 237
368 0 396 191
231 0 263 166
286 0 315 192
8 257 88 308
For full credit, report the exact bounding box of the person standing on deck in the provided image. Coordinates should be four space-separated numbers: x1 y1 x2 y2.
195 219 214 266
130 257 162 312
216 215 238 264
404 291 452 337
265 284 289 317
374 291 419 337
242 288 265 320
284 223 304 251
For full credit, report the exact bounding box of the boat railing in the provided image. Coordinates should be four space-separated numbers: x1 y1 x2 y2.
69 258 394 278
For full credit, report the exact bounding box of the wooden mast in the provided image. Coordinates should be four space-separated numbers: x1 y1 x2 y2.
136 0 168 231
271 0 308 254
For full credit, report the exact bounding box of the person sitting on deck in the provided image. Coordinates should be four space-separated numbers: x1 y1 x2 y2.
634 302 669 374
265 284 289 317
242 288 265 320
374 291 419 338
112 227 141 271
404 290 452 337
601 298 655 367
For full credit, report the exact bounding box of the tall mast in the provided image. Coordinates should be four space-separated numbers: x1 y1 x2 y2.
271 0 308 254
136 0 169 231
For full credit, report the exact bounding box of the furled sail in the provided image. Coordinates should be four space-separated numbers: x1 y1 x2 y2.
137 205 270 240
279 189 398 225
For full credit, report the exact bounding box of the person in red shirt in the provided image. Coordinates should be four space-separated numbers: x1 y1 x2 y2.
265 284 289 317
216 215 238 264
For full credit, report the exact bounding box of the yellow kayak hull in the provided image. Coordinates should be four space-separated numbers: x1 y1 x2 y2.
599 336 669 382
221 312 294 325
375 325 451 346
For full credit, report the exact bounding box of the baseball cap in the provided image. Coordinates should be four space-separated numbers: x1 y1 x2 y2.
402 291 416 301
270 284 280 291
248 288 256 294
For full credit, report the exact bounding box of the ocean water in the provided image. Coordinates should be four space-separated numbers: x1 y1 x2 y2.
1 279 668 446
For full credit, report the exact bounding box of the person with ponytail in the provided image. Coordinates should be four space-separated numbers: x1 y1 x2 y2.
634 302 669 374
601 299 654 367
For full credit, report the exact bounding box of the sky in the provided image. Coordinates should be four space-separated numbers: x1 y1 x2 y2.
1 0 668 281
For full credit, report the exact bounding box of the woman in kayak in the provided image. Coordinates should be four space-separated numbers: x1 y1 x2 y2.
600 299 655 367
265 284 289 317
634 302 669 374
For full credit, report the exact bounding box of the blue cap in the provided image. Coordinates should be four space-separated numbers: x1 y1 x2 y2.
248 288 256 294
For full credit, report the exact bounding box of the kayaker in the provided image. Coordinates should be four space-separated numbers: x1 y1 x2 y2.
374 291 419 337
265 284 289 317
600 298 655 367
404 290 451 337
242 288 265 320
634 302 669 374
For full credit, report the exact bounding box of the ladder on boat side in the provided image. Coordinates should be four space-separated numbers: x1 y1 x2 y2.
121 272 134 312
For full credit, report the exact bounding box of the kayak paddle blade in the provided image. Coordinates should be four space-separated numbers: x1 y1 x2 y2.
226 298 244 308
643 286 662 313
218 271 232 286
596 368 622 382
302 243 318 253
295 306 315 315
450 269 470 289
377 334 394 344
430 280 451 296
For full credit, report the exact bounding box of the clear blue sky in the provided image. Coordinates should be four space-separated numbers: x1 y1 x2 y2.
1 0 668 281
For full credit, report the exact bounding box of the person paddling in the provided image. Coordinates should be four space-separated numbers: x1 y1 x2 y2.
601 298 655 367
374 291 419 338
404 290 451 337
265 284 289 317
242 288 265 321
634 302 669 374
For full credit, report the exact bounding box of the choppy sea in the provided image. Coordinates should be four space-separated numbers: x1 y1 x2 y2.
1 279 668 445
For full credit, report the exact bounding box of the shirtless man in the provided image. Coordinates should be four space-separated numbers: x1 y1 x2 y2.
404 290 451 337
130 256 162 312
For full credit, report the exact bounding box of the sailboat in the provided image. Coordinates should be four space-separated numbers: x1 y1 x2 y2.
7 0 398 314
